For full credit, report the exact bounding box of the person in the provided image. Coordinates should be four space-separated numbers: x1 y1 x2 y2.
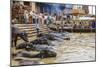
32 11 36 24
60 13 66 33
12 17 18 24
35 13 40 36
44 14 48 24
18 4 24 23
24 10 29 24
41 14 45 24
89 21 94 33
62 13 67 21
29 10 33 23
92 21 96 28
47 14 51 27
39 13 43 24
79 22 83 34
61 22 64 32
45 14 53 32
51 15 56 23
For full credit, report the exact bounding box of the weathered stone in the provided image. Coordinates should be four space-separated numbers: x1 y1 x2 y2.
38 33 57 41
16 42 35 51
30 38 49 45
19 60 40 66
50 32 70 40
16 50 57 58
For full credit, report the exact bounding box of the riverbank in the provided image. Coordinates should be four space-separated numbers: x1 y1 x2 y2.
11 33 96 66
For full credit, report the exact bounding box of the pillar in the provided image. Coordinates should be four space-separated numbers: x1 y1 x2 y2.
31 2 36 12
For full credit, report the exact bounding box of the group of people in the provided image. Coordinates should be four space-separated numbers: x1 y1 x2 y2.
12 2 96 32
11 2 56 25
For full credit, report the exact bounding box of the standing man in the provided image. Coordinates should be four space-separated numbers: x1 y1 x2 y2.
32 11 36 24
29 10 33 23
61 13 66 33
79 22 83 34
44 14 48 24
24 10 29 24
35 13 40 36
92 21 96 29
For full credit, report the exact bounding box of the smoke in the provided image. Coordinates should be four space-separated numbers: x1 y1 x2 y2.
52 4 61 14
51 4 73 14
65 4 73 9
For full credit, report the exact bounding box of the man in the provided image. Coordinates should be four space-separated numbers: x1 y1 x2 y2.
29 10 33 23
60 13 66 33
24 10 29 24
47 14 51 27
79 22 83 34
35 13 40 36
92 21 96 28
12 17 18 24
18 4 24 23
32 11 36 24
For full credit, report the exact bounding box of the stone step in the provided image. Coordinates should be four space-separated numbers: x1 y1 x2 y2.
19 28 48 33
14 24 49 41
18 25 47 28
15 24 47 27
17 30 48 40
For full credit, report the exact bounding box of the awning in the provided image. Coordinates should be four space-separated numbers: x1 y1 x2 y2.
71 9 85 16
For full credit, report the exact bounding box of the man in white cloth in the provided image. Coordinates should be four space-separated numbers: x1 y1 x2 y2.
24 10 29 24
35 13 40 36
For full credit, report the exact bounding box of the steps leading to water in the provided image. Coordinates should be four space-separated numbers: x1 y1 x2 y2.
14 24 49 40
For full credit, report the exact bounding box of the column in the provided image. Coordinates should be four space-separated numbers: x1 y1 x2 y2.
31 2 36 12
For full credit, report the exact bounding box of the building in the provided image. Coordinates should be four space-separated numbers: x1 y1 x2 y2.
82 5 89 14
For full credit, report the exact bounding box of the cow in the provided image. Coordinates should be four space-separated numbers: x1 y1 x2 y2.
11 24 29 47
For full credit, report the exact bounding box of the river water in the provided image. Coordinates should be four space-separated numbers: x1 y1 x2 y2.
11 33 96 66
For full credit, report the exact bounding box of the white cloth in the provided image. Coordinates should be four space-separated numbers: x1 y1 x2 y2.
12 18 18 23
25 14 29 19
44 15 48 20
35 14 39 19
30 11 33 16
35 23 40 29
32 13 36 19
